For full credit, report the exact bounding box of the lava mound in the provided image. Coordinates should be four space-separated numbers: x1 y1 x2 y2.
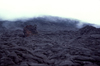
79 25 100 35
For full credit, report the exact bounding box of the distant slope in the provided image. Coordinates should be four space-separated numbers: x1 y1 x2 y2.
0 16 81 32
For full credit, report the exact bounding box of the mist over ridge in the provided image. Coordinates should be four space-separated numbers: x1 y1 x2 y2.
0 15 98 32
0 0 100 27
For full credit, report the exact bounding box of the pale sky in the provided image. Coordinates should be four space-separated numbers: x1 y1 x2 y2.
0 0 100 25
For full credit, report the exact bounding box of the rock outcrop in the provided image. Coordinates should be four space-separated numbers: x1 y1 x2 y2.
79 25 96 35
23 25 38 37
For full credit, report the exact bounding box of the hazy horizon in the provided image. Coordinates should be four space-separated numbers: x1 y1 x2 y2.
0 0 100 25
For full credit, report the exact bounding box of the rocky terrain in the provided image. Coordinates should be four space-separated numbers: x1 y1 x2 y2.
0 17 100 66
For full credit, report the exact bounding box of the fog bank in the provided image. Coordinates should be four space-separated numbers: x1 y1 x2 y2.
0 0 100 25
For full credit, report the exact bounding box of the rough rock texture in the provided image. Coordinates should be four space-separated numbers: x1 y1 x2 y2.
0 25 100 66
23 25 38 37
79 25 100 35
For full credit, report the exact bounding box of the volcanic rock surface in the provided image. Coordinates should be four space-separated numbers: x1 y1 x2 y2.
0 17 100 66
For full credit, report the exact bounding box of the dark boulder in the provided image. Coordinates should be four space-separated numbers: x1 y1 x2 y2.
23 25 38 37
